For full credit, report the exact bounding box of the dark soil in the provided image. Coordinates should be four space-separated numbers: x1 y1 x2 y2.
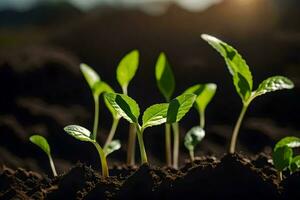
0 153 298 200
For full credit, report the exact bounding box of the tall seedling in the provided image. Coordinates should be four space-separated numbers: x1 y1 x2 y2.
105 93 171 164
116 50 139 165
201 34 294 154
155 52 175 166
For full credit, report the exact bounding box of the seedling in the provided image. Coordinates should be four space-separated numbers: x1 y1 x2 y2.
184 126 205 161
272 136 300 180
64 125 120 177
201 34 294 154
167 93 197 168
116 50 139 165
155 52 175 166
105 92 170 164
29 135 57 177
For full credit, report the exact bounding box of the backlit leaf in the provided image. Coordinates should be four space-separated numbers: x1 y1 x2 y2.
272 146 293 171
104 140 121 156
64 125 93 142
184 126 205 151
30 135 51 155
142 103 169 129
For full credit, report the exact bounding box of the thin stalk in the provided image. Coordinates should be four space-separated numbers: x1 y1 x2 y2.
48 155 57 177
172 123 180 169
104 118 120 148
93 142 109 177
165 123 172 167
278 171 283 182
189 150 195 162
92 95 100 140
127 124 136 165
136 126 148 164
229 105 248 154
200 110 205 129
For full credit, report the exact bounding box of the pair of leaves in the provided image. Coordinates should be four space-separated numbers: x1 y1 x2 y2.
104 93 196 130
64 125 121 156
184 83 217 114
30 135 51 156
272 136 300 172
116 50 139 93
155 52 175 102
201 34 294 105
184 126 205 152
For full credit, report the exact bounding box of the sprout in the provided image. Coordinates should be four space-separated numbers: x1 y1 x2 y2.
201 34 294 154
64 125 120 177
273 136 300 180
105 92 172 164
29 135 57 177
155 52 175 167
184 126 205 161
116 50 140 165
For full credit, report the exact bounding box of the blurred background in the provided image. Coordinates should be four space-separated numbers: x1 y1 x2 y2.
0 0 299 175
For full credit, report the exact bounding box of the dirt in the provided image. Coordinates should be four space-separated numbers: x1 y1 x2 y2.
0 153 298 200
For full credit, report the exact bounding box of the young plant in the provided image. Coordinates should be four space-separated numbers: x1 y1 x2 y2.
105 92 171 164
184 126 205 161
273 136 300 181
29 135 57 177
64 125 120 177
201 34 294 154
167 93 197 168
184 83 217 128
116 50 139 165
155 52 175 166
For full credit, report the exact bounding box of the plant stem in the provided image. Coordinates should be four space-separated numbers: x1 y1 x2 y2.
92 95 99 140
278 171 283 182
93 142 109 177
200 110 205 129
104 118 120 148
127 124 136 165
165 123 172 167
172 123 180 169
189 150 195 162
229 105 248 154
48 155 57 177
136 126 148 164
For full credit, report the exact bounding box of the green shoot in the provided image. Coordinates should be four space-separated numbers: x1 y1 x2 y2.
184 126 205 161
272 136 300 180
155 52 175 166
116 50 139 166
29 135 57 177
64 125 120 177
184 83 217 128
167 93 197 168
105 92 169 164
201 34 294 154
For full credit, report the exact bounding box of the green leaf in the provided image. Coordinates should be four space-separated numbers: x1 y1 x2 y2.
116 50 139 91
30 135 51 155
142 103 169 129
272 146 293 171
184 126 205 151
104 93 140 124
184 83 217 113
167 93 196 123
64 125 93 142
201 34 253 103
274 136 300 151
80 63 101 91
290 155 300 173
104 140 121 156
253 76 294 99
155 52 175 101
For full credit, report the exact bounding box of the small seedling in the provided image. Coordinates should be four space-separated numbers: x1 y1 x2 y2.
29 135 57 177
167 93 197 168
116 50 140 165
105 92 170 164
64 125 120 177
273 136 300 180
184 83 217 128
201 34 294 154
155 52 175 166
184 126 205 161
